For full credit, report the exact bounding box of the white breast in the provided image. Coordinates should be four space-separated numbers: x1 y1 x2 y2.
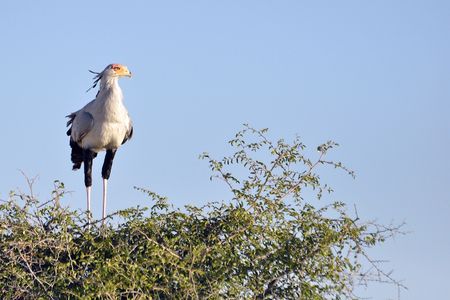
80 86 131 152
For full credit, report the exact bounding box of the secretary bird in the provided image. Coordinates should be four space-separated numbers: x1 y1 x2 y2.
66 64 133 225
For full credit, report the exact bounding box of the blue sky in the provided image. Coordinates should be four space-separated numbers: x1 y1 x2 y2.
1 1 449 298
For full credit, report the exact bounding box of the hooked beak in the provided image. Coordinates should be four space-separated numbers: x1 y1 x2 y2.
121 69 132 78
116 66 132 78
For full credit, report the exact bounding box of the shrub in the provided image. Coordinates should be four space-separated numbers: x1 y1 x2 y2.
0 125 404 299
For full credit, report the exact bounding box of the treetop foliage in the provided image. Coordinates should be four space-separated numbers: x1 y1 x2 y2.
0 125 404 299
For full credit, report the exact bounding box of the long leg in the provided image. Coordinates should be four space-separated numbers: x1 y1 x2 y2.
101 149 117 225
83 149 95 226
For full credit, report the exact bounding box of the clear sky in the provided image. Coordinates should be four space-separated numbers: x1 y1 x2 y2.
1 1 449 299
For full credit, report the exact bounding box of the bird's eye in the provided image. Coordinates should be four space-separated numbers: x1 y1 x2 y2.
113 66 121 71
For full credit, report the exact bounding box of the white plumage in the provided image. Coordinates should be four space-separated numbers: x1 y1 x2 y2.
66 64 133 225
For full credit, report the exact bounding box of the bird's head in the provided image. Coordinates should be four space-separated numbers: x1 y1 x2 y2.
105 63 132 78
87 63 132 92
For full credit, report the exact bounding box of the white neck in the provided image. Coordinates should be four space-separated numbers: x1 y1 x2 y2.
100 75 119 91
96 75 124 103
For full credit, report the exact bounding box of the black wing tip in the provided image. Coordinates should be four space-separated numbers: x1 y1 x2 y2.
121 126 134 145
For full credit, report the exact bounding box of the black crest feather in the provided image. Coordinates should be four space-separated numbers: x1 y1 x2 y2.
86 70 102 93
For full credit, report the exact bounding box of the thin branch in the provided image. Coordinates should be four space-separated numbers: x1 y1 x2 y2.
136 229 181 260
18 250 54 299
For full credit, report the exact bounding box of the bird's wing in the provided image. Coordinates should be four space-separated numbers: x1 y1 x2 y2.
122 119 133 145
66 99 96 136
69 111 94 143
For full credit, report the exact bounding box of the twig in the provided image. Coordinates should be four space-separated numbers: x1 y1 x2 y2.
18 251 54 299
136 229 181 260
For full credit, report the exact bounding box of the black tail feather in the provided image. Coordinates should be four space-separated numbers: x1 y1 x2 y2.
70 139 97 170
70 139 83 170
